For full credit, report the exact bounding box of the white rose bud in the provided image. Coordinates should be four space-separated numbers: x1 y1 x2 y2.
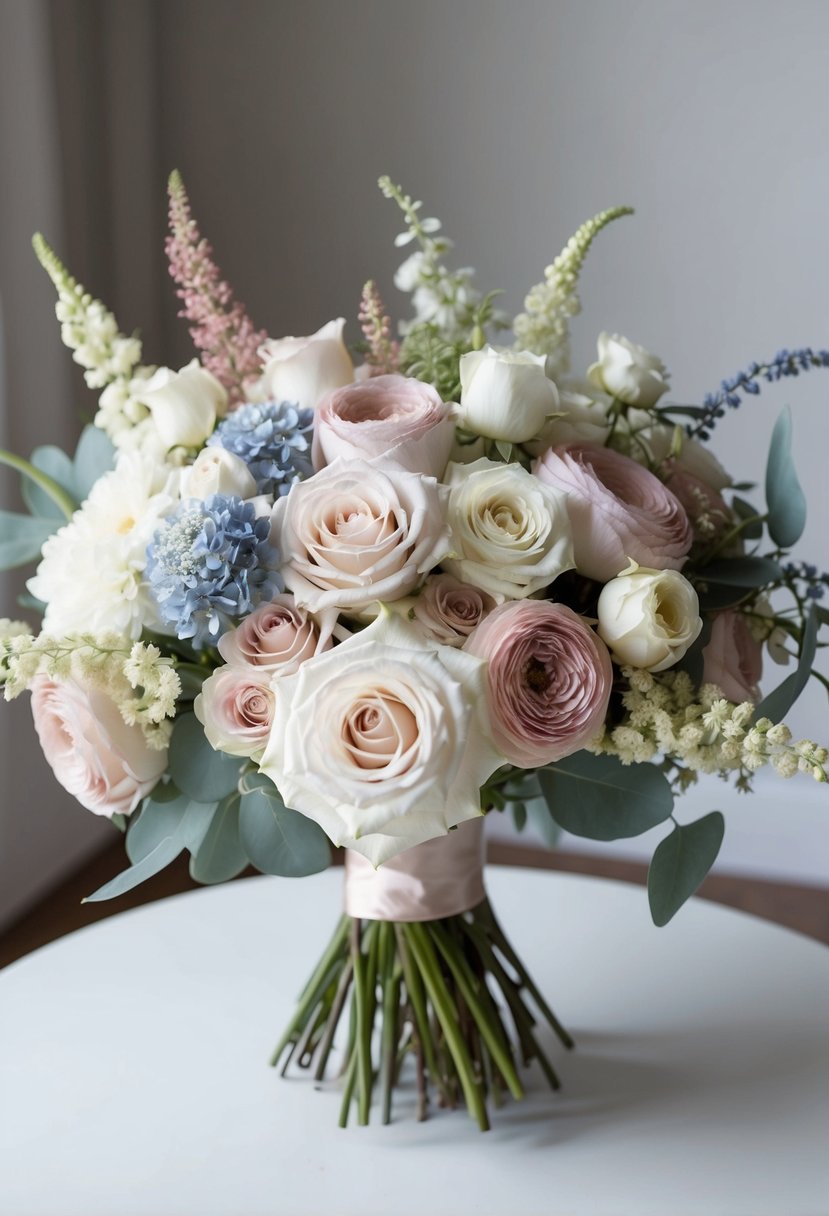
259 318 354 410
597 561 702 672
180 447 257 501
457 345 558 443
139 360 228 450
587 333 670 408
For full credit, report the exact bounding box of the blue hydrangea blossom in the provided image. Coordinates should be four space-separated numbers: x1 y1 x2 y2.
207 401 314 496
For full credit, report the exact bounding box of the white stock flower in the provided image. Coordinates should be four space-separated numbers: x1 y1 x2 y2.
587 333 670 408
457 346 558 443
597 561 702 672
260 319 354 410
443 458 573 600
138 360 227 450
258 610 503 865
180 446 257 501
28 452 181 640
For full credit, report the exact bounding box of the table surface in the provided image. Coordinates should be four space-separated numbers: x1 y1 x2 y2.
1 869 828 1216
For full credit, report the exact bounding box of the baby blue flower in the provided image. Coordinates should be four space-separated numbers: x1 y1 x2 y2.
207 400 314 496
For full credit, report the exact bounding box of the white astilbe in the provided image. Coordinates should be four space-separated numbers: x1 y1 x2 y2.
588 667 828 790
513 206 633 378
0 632 181 749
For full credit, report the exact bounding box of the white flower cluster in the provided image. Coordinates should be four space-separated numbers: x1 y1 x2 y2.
0 629 180 748
588 667 828 788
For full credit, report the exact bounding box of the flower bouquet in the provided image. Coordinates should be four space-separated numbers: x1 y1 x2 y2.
2 173 827 1131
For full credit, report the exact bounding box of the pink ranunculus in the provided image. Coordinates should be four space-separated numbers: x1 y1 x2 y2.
702 610 763 704
218 595 333 672
464 600 613 767
535 442 693 582
313 374 455 479
194 667 275 760
410 574 497 647
31 676 166 818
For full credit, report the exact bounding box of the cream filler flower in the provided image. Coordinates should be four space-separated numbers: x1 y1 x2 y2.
258 610 503 866
442 458 574 600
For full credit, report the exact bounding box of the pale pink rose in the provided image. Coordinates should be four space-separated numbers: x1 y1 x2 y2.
31 676 166 819
702 610 763 704
259 319 354 410
465 600 613 767
313 375 454 479
535 443 693 582
408 574 497 647
218 595 333 672
271 457 450 613
194 667 275 760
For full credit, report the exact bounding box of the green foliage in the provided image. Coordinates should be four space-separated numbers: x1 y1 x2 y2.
699 556 783 587
189 791 248 883
168 712 243 803
757 603 819 723
0 512 59 569
648 812 725 926
538 752 674 841
238 774 331 877
765 406 806 549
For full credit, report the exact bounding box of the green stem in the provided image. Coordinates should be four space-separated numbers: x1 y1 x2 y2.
0 449 76 520
269 915 349 1067
394 923 444 1100
313 958 354 1082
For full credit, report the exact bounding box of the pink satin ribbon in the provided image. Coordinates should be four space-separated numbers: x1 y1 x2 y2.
343 817 486 922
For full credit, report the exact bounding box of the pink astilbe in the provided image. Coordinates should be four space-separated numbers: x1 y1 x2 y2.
166 170 268 406
358 280 400 376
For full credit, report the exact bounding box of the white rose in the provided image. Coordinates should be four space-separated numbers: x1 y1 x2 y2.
443 458 573 601
525 387 612 456
180 447 257 501
258 610 503 865
271 457 450 614
138 360 228 450
639 425 732 490
260 318 354 410
587 333 670 408
457 345 558 443
597 561 702 672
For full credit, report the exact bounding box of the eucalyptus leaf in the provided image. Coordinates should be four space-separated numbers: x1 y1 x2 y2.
23 445 77 519
699 556 783 587
512 803 528 833
168 712 242 802
765 406 806 548
529 799 561 848
0 511 58 569
730 496 764 541
647 812 725 926
538 752 674 841
756 603 818 723
239 781 331 877
189 791 249 883
84 835 185 902
72 425 116 499
125 786 217 864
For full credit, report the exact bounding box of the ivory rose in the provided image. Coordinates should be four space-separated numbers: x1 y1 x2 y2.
138 360 227 450
313 375 454 478
641 426 732 491
403 574 496 647
702 609 763 703
443 458 574 600
258 610 503 865
597 562 702 672
535 443 693 582
180 446 258 501
260 319 354 409
587 333 670 408
31 676 166 818
218 595 333 671
271 457 450 613
194 667 275 760
464 600 612 767
457 346 558 443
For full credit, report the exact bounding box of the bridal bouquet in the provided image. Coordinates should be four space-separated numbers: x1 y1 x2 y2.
1 173 827 1130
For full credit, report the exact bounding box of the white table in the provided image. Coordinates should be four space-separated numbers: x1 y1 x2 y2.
1 869 828 1216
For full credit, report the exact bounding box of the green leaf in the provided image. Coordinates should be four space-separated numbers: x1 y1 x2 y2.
676 615 713 686
168 712 242 802
699 556 783 586
189 791 249 883
765 406 806 548
0 511 58 569
756 603 819 723
84 835 185 902
126 785 217 864
538 752 674 841
695 583 750 612
730 496 764 541
0 447 76 520
72 425 115 500
648 812 725 926
239 779 331 877
23 446 77 519
528 799 561 848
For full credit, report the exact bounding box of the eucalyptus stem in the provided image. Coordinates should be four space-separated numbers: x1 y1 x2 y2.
0 448 76 519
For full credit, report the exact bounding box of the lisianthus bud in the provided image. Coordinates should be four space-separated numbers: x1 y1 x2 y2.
597 562 702 672
457 346 558 443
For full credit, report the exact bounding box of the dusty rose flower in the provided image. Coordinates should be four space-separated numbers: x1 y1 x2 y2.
194 667 275 760
465 600 612 767
271 457 450 614
661 460 733 542
535 442 693 582
702 609 763 704
31 676 166 818
218 595 332 672
313 374 454 479
406 574 497 647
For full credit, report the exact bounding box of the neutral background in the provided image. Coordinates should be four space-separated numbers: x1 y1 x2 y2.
1 0 828 928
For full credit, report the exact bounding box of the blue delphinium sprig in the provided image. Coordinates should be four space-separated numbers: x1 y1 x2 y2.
207 401 314 496
688 347 829 441
146 495 282 648
783 560 829 601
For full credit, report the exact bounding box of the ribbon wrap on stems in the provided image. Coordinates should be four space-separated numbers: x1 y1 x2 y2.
343 817 486 922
